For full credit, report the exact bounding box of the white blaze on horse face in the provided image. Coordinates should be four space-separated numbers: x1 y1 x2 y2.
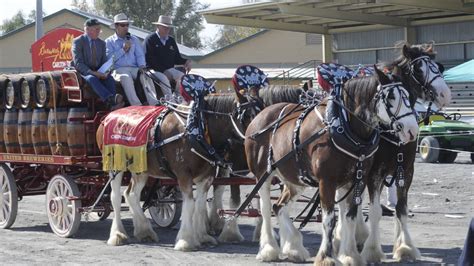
421 60 452 108
377 86 419 144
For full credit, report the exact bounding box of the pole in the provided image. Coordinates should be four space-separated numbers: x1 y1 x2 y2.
35 0 44 41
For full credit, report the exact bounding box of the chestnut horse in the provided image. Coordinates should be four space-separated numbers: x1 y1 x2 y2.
96 92 262 251
207 85 307 243
244 68 418 264
360 43 451 262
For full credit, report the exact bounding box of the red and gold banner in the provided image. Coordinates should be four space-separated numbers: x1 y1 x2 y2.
31 28 82 72
102 106 167 173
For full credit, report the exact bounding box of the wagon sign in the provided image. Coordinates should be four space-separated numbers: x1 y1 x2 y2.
31 28 82 72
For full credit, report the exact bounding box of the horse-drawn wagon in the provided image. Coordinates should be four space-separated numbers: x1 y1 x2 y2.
0 70 189 237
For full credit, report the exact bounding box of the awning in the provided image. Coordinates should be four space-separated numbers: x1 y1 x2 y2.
200 0 474 34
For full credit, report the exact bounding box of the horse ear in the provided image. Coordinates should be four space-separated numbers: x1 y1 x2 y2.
235 90 245 103
402 44 411 58
374 65 390 85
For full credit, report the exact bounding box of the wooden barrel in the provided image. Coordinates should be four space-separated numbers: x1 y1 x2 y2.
0 75 9 110
6 75 29 110
18 108 35 154
67 107 94 156
32 108 51 155
0 110 5 153
37 72 66 109
4 108 20 153
47 108 69 155
22 75 43 109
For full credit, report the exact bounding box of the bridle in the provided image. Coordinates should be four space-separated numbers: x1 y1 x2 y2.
375 82 415 133
407 55 444 101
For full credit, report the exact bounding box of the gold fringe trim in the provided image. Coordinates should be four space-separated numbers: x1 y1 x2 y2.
102 144 148 173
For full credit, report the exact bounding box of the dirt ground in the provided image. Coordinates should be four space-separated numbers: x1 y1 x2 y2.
0 153 472 265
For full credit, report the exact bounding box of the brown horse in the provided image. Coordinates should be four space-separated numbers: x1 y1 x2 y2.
244 68 418 264
360 43 451 263
207 85 306 243
96 91 261 251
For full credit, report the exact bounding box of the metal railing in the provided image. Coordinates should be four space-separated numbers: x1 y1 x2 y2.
272 60 319 86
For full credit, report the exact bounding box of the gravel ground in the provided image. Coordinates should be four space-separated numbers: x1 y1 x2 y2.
0 153 472 265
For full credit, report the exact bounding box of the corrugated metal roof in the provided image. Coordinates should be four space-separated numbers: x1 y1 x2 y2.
200 0 474 34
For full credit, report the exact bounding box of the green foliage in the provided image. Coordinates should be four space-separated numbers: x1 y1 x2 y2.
173 0 208 49
211 25 261 50
0 11 27 34
93 0 175 31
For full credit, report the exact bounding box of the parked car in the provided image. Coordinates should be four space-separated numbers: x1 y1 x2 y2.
416 102 474 163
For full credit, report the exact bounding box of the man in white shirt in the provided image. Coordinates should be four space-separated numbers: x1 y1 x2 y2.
105 13 159 106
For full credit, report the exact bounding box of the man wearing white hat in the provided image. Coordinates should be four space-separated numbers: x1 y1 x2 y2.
105 13 160 106
144 15 191 96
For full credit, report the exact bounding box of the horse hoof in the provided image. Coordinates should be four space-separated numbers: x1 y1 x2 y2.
256 244 280 262
314 254 337 266
283 246 310 262
218 230 244 243
174 239 197 251
135 229 159 243
200 234 218 247
361 245 386 263
107 232 128 246
338 253 365 266
393 244 420 262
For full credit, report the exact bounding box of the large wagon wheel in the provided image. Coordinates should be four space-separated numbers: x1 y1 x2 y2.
0 164 18 229
148 186 182 228
46 175 81 237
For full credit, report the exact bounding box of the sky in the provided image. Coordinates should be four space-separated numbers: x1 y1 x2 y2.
0 0 249 41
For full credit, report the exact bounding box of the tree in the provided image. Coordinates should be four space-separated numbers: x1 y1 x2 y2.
173 0 208 49
211 25 261 50
93 0 175 31
0 11 27 34
71 0 95 13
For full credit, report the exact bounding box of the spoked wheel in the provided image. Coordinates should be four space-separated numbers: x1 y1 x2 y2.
148 186 182 228
46 175 81 237
0 164 18 229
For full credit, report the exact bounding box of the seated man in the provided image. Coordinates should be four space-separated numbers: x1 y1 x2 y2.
72 18 123 110
144 15 191 99
105 13 160 106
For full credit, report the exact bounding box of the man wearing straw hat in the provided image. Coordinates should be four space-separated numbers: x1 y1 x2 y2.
105 13 160 106
144 15 191 97
72 18 124 110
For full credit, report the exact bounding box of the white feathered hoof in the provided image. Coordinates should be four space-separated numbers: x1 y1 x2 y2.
282 244 310 262
361 244 386 263
135 229 159 243
107 232 129 246
218 220 244 243
393 244 421 262
338 253 366 266
314 254 337 266
174 239 198 251
256 244 281 262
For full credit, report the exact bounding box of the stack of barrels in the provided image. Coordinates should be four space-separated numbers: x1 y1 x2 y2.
0 71 97 157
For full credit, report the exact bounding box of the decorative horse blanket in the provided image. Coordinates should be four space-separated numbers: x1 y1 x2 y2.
102 105 166 173
232 65 269 93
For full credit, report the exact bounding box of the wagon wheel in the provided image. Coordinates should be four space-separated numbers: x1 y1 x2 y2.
148 186 182 228
0 164 18 229
46 175 81 237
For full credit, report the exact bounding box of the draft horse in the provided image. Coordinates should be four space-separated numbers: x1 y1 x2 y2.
360 42 451 262
96 89 262 251
244 67 418 264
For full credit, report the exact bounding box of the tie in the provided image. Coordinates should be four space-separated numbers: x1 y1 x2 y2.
91 39 97 69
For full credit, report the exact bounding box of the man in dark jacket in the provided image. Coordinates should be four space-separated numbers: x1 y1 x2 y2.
72 18 123 110
144 15 191 98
